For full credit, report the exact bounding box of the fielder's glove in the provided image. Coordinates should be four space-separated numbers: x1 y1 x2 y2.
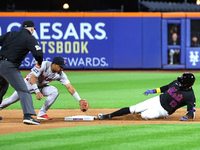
79 99 89 112
143 89 156 96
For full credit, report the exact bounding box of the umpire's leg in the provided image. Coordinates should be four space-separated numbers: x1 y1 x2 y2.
6 69 36 115
0 77 9 104
0 61 36 115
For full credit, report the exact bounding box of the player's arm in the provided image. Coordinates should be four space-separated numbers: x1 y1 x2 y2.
27 37 43 65
143 88 162 95
34 61 41 68
60 72 82 101
30 74 44 100
143 82 172 95
179 101 196 121
65 83 81 101
65 83 89 112
179 110 195 121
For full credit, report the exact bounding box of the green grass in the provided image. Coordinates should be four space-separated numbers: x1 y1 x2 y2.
0 124 200 150
1 71 200 150
3 72 200 109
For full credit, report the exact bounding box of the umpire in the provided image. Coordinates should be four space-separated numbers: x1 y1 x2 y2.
0 20 43 125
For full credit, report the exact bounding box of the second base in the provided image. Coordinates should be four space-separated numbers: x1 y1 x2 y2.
64 115 97 121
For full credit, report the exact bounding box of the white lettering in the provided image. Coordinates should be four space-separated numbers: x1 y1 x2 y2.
85 57 92 66
7 22 21 32
63 23 79 39
67 58 79 66
40 23 51 39
66 57 108 67
21 57 52 68
80 23 94 40
4 22 107 40
31 58 36 66
93 57 100 66
78 58 85 66
45 57 51 61
189 51 199 66
24 57 30 66
52 23 63 40
100 57 107 66
32 30 39 39
95 23 106 40
20 57 108 68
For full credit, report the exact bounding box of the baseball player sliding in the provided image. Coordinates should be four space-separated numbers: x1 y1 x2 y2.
0 56 88 120
98 73 196 121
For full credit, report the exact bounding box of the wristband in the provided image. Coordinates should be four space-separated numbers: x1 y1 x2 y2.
32 84 40 94
73 92 81 101
156 88 161 93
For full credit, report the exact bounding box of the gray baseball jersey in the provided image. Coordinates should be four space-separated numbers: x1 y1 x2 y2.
25 61 70 87
0 61 71 118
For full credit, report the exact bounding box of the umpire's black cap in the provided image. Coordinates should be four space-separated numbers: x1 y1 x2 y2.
23 20 36 30
52 56 68 68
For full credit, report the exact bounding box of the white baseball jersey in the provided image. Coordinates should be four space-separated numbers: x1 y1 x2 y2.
25 61 70 87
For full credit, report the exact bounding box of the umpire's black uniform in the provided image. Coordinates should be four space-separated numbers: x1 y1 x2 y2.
0 20 43 124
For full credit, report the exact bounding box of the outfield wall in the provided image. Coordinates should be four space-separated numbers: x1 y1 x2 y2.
0 12 199 69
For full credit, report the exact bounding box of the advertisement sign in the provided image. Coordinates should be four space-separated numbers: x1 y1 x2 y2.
0 12 162 69
0 17 113 69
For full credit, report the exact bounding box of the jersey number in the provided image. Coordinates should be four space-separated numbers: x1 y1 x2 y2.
170 100 177 108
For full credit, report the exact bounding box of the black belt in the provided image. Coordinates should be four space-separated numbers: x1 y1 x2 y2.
0 55 21 67
0 55 9 61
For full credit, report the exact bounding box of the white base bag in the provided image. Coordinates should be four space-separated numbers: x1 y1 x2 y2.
64 115 97 121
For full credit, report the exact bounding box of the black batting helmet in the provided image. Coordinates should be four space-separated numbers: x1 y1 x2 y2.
177 73 195 90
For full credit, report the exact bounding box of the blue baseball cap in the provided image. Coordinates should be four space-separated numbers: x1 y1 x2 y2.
52 56 68 68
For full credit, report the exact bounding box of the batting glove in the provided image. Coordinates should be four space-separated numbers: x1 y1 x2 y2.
143 89 156 96
179 117 187 121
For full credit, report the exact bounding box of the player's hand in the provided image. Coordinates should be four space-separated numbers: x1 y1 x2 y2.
143 89 156 95
34 61 41 68
36 92 44 100
79 99 89 112
179 117 187 121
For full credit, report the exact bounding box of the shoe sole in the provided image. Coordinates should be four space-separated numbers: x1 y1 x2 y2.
23 119 40 125
37 117 52 120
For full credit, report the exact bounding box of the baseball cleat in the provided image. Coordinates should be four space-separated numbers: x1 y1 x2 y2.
0 116 2 121
98 113 108 120
37 114 52 120
23 116 40 125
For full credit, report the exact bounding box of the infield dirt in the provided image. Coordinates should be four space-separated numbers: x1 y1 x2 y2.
1 108 200 135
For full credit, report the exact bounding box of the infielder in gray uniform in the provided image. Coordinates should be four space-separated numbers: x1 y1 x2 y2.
0 56 84 120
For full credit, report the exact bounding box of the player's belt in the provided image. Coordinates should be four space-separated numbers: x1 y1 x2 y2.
0 55 9 61
0 55 21 67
